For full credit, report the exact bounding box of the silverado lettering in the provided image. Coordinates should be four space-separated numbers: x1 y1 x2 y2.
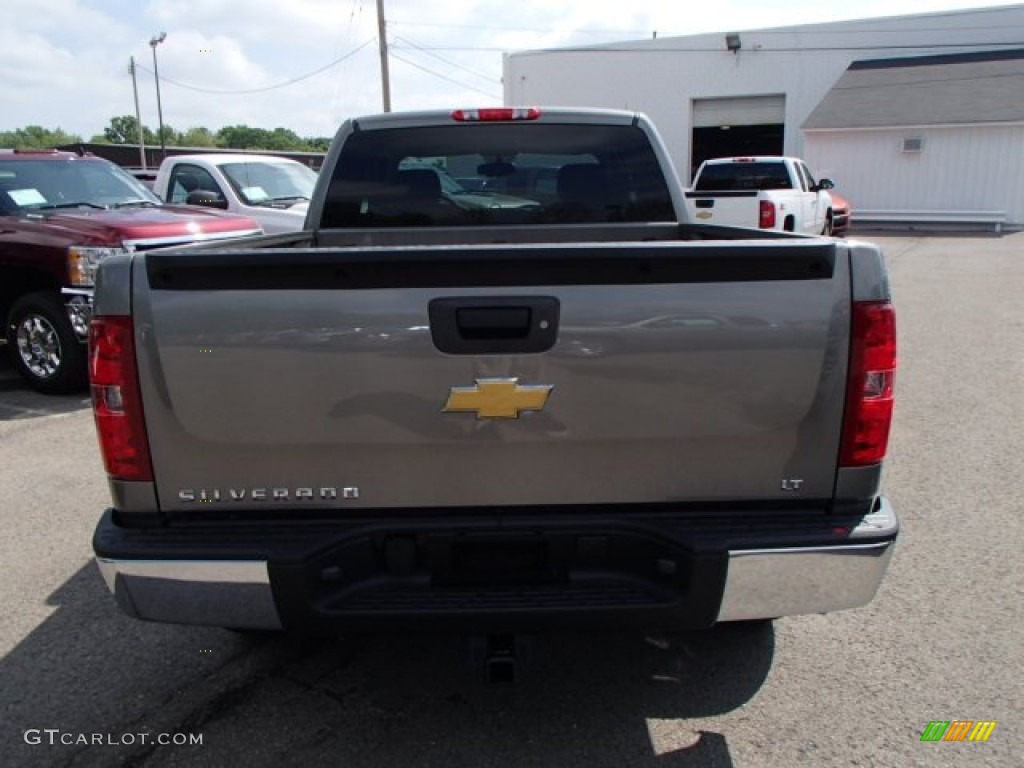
178 487 359 502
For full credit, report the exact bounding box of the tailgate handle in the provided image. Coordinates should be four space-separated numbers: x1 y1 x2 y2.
695 199 714 209
456 307 531 340
429 297 560 355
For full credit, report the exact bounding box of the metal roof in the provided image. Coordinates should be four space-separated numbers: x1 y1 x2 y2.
803 49 1024 130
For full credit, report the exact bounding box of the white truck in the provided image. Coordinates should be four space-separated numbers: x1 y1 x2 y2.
152 153 318 234
685 156 836 235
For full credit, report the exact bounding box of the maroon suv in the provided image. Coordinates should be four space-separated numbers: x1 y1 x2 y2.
0 150 262 393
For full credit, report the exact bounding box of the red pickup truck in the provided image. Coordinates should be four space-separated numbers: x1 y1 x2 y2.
0 150 262 393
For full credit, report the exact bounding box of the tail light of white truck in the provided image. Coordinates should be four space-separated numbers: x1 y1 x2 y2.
88 316 153 482
759 200 776 229
840 301 897 467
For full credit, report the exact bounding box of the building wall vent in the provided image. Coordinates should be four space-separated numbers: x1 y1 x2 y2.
902 137 924 153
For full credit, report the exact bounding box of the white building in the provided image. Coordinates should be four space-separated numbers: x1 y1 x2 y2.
503 5 1024 230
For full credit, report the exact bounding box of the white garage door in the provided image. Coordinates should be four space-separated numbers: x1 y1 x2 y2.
693 95 786 127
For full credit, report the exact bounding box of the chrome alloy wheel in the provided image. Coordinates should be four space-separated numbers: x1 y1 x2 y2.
15 313 63 380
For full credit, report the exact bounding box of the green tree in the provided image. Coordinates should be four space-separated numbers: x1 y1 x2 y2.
154 124 181 147
303 136 332 152
178 126 217 147
18 115 330 154
101 115 155 145
0 125 82 149
264 127 303 150
215 125 325 152
216 124 269 149
3 118 328 153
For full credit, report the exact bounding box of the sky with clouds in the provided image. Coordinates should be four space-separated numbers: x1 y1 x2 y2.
1 0 1014 140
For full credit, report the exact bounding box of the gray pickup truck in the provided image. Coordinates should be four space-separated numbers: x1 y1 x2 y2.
90 108 898 638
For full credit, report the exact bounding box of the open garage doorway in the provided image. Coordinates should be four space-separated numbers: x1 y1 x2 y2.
690 96 785 183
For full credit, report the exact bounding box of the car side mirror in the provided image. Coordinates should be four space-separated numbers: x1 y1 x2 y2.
816 178 835 191
185 189 228 209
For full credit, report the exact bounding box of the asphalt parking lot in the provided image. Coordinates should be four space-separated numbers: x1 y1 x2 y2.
1 233 1021 767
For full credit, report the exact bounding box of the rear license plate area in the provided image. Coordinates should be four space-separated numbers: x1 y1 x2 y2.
441 538 559 586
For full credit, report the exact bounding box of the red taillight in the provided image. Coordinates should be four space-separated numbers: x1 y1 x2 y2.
759 200 776 228
840 301 897 467
451 107 541 122
88 316 153 482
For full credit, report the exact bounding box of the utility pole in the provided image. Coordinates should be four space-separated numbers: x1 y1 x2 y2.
129 57 147 169
149 32 167 160
376 0 391 112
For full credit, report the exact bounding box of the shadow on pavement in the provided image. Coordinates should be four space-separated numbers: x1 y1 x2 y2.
1 561 775 767
0 348 90 421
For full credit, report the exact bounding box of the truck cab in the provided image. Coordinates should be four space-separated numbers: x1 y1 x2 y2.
153 154 318 234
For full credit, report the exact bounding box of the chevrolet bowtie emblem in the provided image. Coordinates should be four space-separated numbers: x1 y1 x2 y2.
443 378 553 419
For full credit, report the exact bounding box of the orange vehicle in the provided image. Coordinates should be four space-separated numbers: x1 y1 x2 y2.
830 192 852 236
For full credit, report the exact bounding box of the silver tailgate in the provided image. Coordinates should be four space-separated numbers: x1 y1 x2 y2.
135 240 850 512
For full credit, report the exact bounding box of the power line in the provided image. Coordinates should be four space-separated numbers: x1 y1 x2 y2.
388 51 500 99
389 19 652 36
384 17 1024 42
329 0 365 116
135 39 374 94
392 35 500 84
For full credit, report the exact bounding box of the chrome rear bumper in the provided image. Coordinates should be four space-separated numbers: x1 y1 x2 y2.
718 497 897 621
96 559 282 630
717 541 894 621
96 499 897 631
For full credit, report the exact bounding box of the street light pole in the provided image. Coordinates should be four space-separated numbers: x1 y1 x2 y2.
149 32 167 160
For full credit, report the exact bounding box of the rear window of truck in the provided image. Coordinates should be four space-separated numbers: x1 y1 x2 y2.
321 123 674 227
694 162 792 192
